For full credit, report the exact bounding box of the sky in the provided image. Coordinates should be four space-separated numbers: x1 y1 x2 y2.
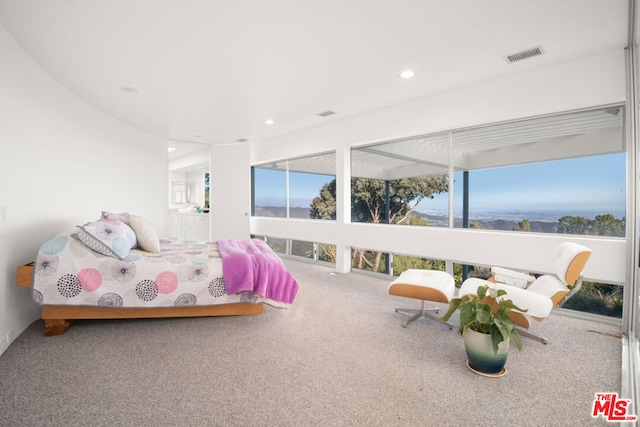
254 153 626 219
428 153 626 216
254 169 334 207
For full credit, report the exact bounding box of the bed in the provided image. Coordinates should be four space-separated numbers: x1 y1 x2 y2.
15 214 299 336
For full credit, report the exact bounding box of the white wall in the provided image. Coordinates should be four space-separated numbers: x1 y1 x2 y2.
251 49 628 282
210 144 251 240
251 217 626 284
0 24 168 354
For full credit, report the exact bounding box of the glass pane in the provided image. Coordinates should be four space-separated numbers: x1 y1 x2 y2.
264 237 286 254
291 240 314 259
318 243 336 264
351 133 451 226
204 173 210 209
462 154 625 236
454 263 492 287
561 282 623 318
253 152 336 219
452 108 625 235
289 152 336 220
290 171 335 219
636 280 640 343
351 248 388 273
253 167 286 217
392 255 444 276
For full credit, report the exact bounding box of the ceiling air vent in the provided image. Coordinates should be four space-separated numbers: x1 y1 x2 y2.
505 46 545 63
317 110 336 117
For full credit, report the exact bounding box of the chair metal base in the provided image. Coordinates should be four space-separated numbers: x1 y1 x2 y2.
395 301 454 329
515 327 549 345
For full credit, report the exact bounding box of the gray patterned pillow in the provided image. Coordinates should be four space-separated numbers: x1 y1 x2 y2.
101 211 131 224
77 220 136 259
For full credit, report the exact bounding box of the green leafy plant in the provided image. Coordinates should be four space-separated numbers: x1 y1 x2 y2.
442 284 528 353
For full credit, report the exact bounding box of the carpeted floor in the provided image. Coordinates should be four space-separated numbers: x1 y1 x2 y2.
0 258 623 426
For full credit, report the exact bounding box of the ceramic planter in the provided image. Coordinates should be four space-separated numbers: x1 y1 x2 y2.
463 328 509 376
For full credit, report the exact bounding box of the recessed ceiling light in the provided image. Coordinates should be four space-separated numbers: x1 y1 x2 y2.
317 110 336 117
400 70 415 79
265 119 275 125
122 86 139 94
168 147 177 153
236 138 248 142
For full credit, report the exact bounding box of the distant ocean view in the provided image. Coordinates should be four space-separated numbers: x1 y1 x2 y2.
256 206 626 223
418 208 627 222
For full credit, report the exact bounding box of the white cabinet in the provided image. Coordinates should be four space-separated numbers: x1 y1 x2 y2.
184 214 209 241
169 213 210 241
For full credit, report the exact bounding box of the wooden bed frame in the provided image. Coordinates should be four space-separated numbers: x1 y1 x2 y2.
16 263 264 336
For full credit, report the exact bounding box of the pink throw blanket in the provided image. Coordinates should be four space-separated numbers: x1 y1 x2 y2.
217 238 299 304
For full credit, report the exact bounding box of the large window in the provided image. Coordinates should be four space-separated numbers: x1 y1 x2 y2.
346 107 626 320
454 108 625 235
351 133 451 227
253 167 286 217
252 152 336 220
349 107 625 236
462 154 625 236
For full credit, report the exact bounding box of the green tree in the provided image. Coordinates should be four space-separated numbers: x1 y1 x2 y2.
592 213 624 236
310 175 448 271
562 281 623 317
309 179 337 220
557 214 624 237
350 176 448 224
392 255 444 276
318 244 336 263
204 173 210 208
557 215 590 235
406 213 429 226
517 218 531 232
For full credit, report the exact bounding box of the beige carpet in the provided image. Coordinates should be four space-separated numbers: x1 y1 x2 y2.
0 258 623 426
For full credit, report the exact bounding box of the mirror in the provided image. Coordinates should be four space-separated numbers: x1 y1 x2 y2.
168 140 210 209
171 181 186 204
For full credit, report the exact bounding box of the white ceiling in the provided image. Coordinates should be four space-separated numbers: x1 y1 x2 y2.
0 0 629 146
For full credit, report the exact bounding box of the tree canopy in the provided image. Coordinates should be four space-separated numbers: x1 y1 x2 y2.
310 175 448 224
309 179 337 220
310 175 448 271
558 214 624 237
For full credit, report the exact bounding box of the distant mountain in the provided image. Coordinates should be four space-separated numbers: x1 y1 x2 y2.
418 213 558 231
466 218 558 233
254 206 312 219
255 206 561 232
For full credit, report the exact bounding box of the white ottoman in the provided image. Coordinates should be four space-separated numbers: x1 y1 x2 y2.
388 269 455 328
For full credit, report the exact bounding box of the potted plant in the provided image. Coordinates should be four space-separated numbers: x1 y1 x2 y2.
442 284 527 376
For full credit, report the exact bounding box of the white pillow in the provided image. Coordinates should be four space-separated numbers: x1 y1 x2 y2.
129 215 160 253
